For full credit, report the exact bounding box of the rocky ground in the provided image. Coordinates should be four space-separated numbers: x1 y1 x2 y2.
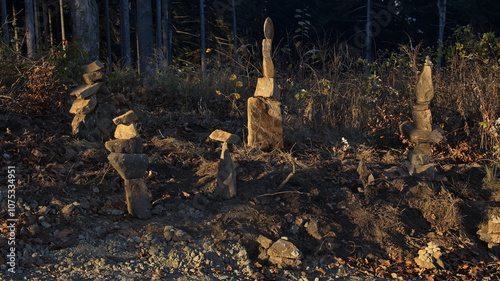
1 102 499 280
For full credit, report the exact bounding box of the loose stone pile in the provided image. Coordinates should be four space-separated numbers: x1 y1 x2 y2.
247 17 284 150
209 129 240 199
401 57 443 178
69 60 115 142
257 235 302 268
414 241 444 269
477 207 500 255
105 110 151 219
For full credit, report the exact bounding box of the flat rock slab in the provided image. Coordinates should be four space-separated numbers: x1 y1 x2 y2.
69 95 97 115
267 239 302 268
82 60 104 73
83 71 105 85
247 97 283 150
108 153 148 180
124 178 151 219
113 110 138 125
209 129 240 144
71 83 103 99
401 122 443 143
105 138 143 154
115 123 139 139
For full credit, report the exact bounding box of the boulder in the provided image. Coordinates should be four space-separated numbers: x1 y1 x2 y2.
247 97 283 150
105 138 143 154
124 178 151 219
114 123 139 139
69 95 97 115
107 153 148 180
113 110 138 125
70 82 103 99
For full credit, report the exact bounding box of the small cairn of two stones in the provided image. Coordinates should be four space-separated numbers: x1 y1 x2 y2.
105 110 151 219
209 130 240 199
247 17 284 151
69 60 115 142
401 57 444 178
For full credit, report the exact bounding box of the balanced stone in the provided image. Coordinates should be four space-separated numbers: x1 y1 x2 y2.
264 17 274 40
124 178 151 219
412 108 433 131
254 77 280 99
247 97 283 150
401 123 443 143
69 95 97 115
107 153 148 180
209 129 240 144
83 71 105 85
82 60 104 73
105 138 143 154
262 39 274 78
215 142 237 199
415 57 434 105
114 123 138 139
70 82 103 99
113 110 139 125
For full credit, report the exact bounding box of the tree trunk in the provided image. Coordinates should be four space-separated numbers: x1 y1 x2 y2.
25 0 36 57
1 0 9 47
120 0 131 66
104 0 112 71
161 0 172 65
59 0 66 49
231 0 238 63
155 0 161 64
437 0 447 68
136 0 154 73
365 0 372 68
33 0 41 50
200 0 206 78
69 0 99 61
13 4 19 53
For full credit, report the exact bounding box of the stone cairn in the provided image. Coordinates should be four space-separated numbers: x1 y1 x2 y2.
105 110 151 219
69 60 115 142
209 129 240 199
401 57 443 177
247 17 284 150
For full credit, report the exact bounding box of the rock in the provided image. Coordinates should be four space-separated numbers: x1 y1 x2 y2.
215 143 236 199
61 203 76 215
107 153 148 180
267 239 302 268
401 122 443 143
83 71 105 85
415 57 434 105
247 97 283 150
82 60 105 73
114 123 139 139
306 220 323 240
209 129 240 144
412 108 433 131
262 40 274 78
56 228 72 238
97 118 115 140
71 113 97 136
163 226 192 242
263 17 274 40
254 77 280 99
69 95 97 115
70 82 103 99
257 235 273 249
414 242 444 269
477 207 500 252
105 138 143 154
124 178 151 219
113 110 138 125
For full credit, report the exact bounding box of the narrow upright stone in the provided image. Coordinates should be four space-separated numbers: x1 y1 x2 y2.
415 57 434 105
124 178 151 219
215 142 237 199
263 17 274 40
262 39 274 78
254 77 280 99
69 95 97 115
107 153 148 180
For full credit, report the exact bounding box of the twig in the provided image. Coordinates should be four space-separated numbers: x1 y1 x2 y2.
253 190 306 200
0 95 13 99
277 156 296 190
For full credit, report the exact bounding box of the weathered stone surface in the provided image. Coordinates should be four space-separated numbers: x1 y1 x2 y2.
415 57 434 105
163 226 193 242
114 123 139 139
267 239 302 268
412 108 433 131
113 110 138 125
82 60 104 73
401 122 443 143
254 77 280 99
108 153 148 180
70 83 103 99
83 71 105 85
478 207 500 249
247 97 283 150
414 242 444 269
209 129 240 144
257 235 273 250
215 142 237 199
69 95 97 115
124 178 151 219
263 17 274 40
262 39 274 78
105 138 143 154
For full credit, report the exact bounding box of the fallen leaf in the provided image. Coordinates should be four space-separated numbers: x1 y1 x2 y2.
317 267 327 276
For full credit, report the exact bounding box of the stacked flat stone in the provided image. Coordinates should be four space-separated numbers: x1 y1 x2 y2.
209 130 240 199
69 60 115 142
401 57 443 178
106 110 151 219
247 17 284 150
